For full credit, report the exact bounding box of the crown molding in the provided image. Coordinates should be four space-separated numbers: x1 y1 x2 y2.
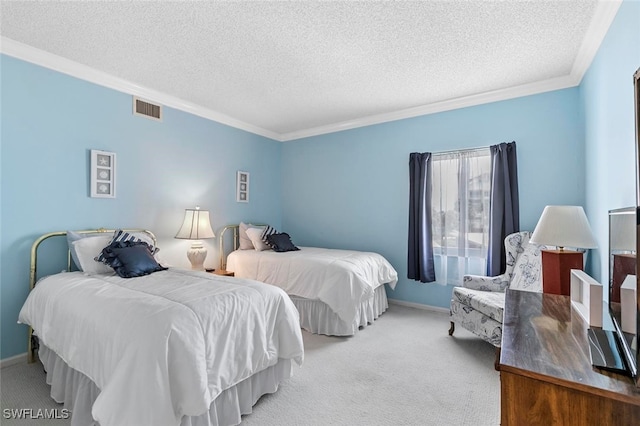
0 37 281 141
280 74 579 141
2 0 621 144
570 0 622 85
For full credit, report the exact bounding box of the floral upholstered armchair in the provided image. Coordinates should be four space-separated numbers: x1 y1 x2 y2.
449 231 546 368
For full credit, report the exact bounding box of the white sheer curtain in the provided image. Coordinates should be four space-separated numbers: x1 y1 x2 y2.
431 149 491 285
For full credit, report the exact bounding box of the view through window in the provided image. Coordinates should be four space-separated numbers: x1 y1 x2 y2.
431 148 491 284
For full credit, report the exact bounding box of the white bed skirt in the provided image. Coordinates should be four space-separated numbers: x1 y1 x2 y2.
39 344 293 426
291 285 389 336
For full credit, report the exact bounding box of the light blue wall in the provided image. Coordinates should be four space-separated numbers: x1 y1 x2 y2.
580 0 640 286
2 1 637 361
0 55 282 359
281 88 584 308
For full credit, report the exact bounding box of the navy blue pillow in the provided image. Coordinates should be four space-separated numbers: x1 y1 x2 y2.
266 232 299 253
95 229 159 264
100 241 167 278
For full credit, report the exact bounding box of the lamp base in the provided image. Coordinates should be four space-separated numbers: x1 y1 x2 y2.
187 241 207 271
541 250 583 296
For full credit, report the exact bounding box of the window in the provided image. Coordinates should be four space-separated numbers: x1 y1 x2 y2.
431 148 491 284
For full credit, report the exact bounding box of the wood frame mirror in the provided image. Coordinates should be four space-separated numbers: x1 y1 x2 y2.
634 66 640 388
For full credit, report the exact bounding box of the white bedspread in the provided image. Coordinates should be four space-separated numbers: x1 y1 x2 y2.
18 269 304 426
227 247 398 324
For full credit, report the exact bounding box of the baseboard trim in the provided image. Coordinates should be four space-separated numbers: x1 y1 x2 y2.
0 352 27 369
388 299 450 314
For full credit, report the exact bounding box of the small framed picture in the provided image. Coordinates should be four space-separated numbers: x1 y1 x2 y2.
91 150 116 198
236 171 249 203
570 269 602 327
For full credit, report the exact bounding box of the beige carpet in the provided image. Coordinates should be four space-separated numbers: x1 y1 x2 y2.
1 304 500 425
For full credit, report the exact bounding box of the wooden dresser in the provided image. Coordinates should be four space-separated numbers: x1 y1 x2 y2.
500 290 640 425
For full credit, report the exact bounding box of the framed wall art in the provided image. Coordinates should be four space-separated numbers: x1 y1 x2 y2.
236 171 249 203
91 150 116 198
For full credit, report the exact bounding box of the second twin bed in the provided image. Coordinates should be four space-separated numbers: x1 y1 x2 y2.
222 223 399 336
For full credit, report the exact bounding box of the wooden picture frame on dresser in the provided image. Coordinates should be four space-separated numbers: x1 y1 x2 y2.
570 269 602 327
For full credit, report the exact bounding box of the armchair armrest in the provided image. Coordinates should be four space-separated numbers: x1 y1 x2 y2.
462 273 509 292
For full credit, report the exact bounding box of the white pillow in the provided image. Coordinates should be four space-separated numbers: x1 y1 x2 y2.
67 230 107 270
71 236 114 274
245 227 271 251
239 222 255 250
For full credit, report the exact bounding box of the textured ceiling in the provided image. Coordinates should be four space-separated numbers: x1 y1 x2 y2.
0 1 619 140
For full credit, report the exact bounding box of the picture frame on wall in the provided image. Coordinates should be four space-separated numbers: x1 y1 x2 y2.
91 150 116 198
236 171 249 203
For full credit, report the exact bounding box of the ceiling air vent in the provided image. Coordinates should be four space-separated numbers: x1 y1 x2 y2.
133 96 162 121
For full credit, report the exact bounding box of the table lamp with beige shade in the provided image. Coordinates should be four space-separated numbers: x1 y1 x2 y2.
530 205 598 295
175 206 216 271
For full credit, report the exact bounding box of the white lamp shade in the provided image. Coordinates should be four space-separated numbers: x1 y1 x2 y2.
530 205 597 249
175 208 215 240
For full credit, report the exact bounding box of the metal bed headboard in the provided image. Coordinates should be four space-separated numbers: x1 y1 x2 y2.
218 224 267 270
27 228 157 362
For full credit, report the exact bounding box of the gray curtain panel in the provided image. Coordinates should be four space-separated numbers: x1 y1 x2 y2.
486 142 519 276
407 152 436 283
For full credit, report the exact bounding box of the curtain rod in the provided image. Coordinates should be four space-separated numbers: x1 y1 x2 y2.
433 146 489 156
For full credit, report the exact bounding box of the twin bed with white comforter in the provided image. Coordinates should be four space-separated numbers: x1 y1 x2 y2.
19 229 304 426
223 224 399 336
19 225 398 425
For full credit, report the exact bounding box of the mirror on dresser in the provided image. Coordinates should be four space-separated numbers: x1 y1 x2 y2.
593 68 640 386
634 66 640 388
608 207 637 379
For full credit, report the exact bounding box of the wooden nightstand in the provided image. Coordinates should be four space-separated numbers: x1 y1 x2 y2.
210 269 234 277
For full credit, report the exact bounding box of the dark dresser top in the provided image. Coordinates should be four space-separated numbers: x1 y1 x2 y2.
500 289 640 405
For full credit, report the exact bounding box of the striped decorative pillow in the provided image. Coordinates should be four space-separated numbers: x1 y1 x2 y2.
261 225 278 248
95 229 158 264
